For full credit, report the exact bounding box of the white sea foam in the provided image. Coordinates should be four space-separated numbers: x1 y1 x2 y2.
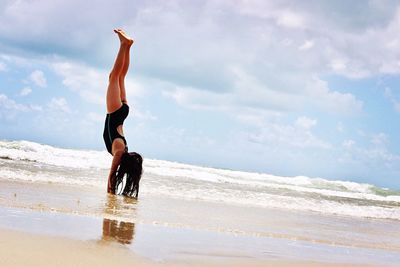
0 140 110 169
1 140 399 220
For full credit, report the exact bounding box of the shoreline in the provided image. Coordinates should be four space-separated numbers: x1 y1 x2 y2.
0 179 399 266
0 213 372 267
1 228 366 267
1 180 400 250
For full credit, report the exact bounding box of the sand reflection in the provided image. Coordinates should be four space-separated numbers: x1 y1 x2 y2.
102 218 135 244
101 194 137 245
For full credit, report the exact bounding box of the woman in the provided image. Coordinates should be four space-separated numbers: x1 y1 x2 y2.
103 29 143 198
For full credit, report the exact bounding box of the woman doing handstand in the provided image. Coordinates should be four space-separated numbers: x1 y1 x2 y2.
103 29 143 198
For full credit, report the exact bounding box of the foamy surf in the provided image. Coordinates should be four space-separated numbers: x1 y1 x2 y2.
0 140 399 220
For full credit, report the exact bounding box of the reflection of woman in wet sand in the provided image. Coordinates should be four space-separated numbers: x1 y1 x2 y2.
102 218 135 245
102 194 136 245
103 29 143 198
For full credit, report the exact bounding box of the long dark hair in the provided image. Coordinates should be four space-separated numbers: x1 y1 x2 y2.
115 152 143 198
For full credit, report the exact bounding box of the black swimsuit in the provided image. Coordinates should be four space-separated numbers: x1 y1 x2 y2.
103 103 129 155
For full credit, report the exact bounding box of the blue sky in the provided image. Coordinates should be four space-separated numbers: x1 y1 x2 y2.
0 0 399 189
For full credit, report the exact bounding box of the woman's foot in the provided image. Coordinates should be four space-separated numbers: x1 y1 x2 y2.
114 29 134 46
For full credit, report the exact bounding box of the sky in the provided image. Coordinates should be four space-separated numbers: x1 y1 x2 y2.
0 0 399 189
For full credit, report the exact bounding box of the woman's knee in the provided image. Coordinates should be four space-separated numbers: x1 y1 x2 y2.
109 70 119 82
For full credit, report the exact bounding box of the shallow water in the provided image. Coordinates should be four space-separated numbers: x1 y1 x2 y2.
1 199 400 266
1 140 399 221
1 180 400 253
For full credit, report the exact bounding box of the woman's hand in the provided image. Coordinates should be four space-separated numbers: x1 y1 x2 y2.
107 149 124 194
107 171 117 194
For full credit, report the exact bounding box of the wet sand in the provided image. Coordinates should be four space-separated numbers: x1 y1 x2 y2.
0 179 399 266
2 228 368 267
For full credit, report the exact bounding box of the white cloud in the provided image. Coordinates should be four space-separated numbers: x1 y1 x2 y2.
0 1 126 58
52 60 143 105
29 104 43 111
298 40 314 51
340 132 400 168
48 97 71 113
331 7 400 77
235 111 282 128
0 0 376 119
164 68 362 118
0 94 38 120
133 109 158 121
370 132 388 146
337 121 344 133
0 53 32 69
29 70 47 88
342 139 355 149
384 87 400 112
235 2 306 29
52 61 106 105
0 94 28 112
305 77 363 115
248 116 331 149
0 62 6 71
295 116 316 129
276 10 306 29
229 66 303 112
19 86 32 96
162 84 230 111
0 0 399 82
87 112 104 123
330 59 347 72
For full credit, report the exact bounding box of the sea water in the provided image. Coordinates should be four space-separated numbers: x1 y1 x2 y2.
0 140 399 221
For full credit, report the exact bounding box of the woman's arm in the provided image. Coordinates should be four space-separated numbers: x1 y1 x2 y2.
107 150 124 193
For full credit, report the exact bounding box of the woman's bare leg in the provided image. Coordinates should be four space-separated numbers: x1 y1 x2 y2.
117 30 133 104
106 29 132 113
113 29 133 104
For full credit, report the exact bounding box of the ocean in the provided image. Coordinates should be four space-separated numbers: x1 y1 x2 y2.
1 139 399 221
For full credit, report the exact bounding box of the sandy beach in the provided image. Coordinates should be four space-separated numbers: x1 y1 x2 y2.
0 179 399 266
0 228 371 267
